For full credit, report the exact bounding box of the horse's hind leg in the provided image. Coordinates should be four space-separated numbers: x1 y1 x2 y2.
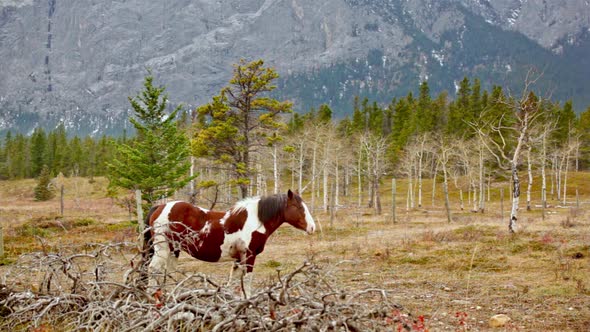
148 234 172 295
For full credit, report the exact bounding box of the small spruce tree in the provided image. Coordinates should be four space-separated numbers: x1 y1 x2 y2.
34 165 55 201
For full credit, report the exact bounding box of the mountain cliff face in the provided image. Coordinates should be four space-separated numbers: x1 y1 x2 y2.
1 0 589 135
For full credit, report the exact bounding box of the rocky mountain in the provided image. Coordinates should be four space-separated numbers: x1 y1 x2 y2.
1 0 589 135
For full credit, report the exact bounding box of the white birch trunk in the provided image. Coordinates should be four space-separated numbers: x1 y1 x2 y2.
509 162 520 233
374 151 382 215
432 162 438 207
323 167 329 212
298 142 304 193
408 162 414 209
478 147 485 213
442 160 452 223
311 144 317 212
417 142 424 208
357 143 362 208
335 160 340 206
541 134 547 208
563 148 570 206
273 145 279 194
526 146 533 211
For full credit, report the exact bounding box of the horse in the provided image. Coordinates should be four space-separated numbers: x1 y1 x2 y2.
142 189 316 298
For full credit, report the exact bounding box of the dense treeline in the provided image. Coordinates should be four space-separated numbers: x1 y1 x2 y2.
0 123 119 180
2 76 590 213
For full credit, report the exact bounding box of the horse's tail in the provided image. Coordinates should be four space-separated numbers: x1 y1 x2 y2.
139 205 158 288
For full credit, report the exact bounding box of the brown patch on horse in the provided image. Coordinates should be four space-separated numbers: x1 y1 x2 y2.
224 209 248 234
181 220 225 262
168 202 208 231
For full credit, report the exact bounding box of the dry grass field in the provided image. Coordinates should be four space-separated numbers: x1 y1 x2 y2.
0 174 589 331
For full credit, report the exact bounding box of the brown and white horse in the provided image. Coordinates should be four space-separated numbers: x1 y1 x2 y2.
142 190 315 295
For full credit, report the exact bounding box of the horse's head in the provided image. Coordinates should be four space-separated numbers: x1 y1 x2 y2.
284 189 316 234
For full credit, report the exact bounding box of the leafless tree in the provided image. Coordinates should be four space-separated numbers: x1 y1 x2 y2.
470 69 548 233
361 133 390 215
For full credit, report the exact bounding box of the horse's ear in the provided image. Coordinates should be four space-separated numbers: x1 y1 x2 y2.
288 189 293 200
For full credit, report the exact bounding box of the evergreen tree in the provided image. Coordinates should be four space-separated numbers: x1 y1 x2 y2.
30 127 48 177
67 136 84 176
83 136 97 179
2 132 13 179
552 100 576 145
578 106 590 169
34 165 55 201
317 104 333 124
108 74 194 209
367 101 384 135
416 81 433 133
351 96 365 133
11 134 28 179
193 59 291 198
447 77 472 137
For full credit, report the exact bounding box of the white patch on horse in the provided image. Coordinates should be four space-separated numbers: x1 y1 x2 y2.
219 197 266 262
302 202 316 234
201 221 212 235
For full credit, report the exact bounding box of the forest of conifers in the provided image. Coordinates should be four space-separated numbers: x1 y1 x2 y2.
1 76 589 210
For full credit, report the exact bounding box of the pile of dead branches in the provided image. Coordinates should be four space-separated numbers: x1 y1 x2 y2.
0 243 419 331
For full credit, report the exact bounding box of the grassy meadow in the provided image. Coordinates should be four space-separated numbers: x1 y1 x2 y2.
0 174 589 331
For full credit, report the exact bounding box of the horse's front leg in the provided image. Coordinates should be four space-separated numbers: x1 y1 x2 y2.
227 249 247 286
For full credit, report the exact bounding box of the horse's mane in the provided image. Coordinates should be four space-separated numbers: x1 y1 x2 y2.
231 193 301 225
258 193 300 224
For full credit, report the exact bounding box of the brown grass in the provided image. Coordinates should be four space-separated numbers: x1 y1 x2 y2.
0 176 589 331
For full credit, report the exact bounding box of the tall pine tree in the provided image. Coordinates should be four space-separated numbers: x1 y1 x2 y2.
193 59 291 198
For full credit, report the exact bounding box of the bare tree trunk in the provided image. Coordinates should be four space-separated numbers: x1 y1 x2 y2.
576 136 580 172
298 141 304 193
557 153 564 201
374 151 382 215
526 145 533 211
189 156 196 204
541 135 547 209
472 183 478 212
442 161 452 223
367 152 374 208
136 189 144 248
60 184 65 216
311 144 317 212
323 167 329 212
478 147 485 213
290 151 295 191
417 141 424 208
329 181 336 228
487 174 491 202
432 162 438 207
563 148 570 206
509 162 520 233
273 145 279 194
391 178 397 223
408 160 414 209
344 163 349 197
357 143 362 208
459 189 464 211
550 155 555 200
335 160 340 206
